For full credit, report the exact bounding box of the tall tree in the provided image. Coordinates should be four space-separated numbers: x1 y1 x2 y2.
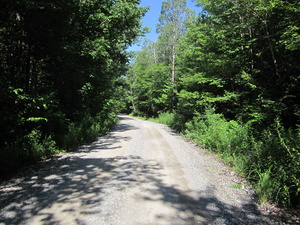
156 0 194 107
176 0 300 127
126 41 170 116
173 0 300 207
0 0 147 173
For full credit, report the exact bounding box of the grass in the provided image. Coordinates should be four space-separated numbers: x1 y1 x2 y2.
147 109 300 208
148 112 174 126
0 112 117 175
232 184 243 189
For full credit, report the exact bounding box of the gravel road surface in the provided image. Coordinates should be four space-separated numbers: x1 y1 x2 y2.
0 115 288 224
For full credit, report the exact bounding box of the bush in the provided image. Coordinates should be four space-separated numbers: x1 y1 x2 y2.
0 111 118 175
183 108 300 207
185 108 251 158
0 129 59 174
149 112 175 126
170 112 187 131
24 129 58 161
251 124 300 206
63 113 117 150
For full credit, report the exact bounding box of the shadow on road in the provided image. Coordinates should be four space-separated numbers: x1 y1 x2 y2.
0 115 278 224
113 115 138 133
78 116 139 153
1 155 275 224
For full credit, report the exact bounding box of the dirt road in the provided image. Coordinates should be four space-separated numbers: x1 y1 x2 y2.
0 115 282 224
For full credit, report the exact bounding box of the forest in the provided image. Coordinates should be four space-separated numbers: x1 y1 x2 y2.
0 0 299 208
0 0 146 173
120 0 300 208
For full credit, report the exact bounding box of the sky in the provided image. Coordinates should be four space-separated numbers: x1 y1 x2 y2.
127 0 202 52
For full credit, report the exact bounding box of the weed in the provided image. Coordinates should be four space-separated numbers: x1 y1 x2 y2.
182 108 300 207
63 113 117 150
255 168 276 203
232 184 243 189
149 112 174 126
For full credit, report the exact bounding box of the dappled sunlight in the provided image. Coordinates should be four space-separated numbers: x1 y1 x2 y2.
1 153 266 224
0 115 279 224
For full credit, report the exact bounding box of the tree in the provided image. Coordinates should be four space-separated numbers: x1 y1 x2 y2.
126 41 170 117
175 0 300 206
0 0 147 173
121 0 300 207
156 0 194 108
176 0 300 128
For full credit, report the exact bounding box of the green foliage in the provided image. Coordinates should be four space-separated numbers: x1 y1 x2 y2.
185 108 251 158
232 184 243 189
0 129 59 173
63 112 117 150
125 44 172 116
184 109 299 207
252 123 300 206
115 0 300 208
255 169 276 204
123 1 195 116
24 129 58 162
0 0 146 175
149 112 175 126
167 0 300 208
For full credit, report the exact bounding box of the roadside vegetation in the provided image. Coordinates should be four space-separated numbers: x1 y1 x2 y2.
1 0 299 209
121 0 300 208
147 110 299 207
0 1 147 175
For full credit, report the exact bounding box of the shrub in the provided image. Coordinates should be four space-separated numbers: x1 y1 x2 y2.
24 129 58 161
63 113 117 150
183 108 300 207
185 108 251 158
0 129 59 174
149 112 175 126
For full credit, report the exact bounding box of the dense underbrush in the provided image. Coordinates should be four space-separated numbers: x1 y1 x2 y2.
150 110 300 208
0 113 117 175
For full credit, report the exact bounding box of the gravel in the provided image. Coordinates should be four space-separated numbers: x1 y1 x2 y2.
0 115 297 225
